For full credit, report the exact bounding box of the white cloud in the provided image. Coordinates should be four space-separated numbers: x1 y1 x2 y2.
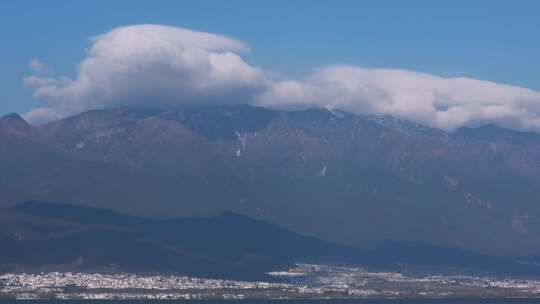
258 66 540 131
24 24 540 132
28 58 53 75
24 24 266 122
22 107 63 126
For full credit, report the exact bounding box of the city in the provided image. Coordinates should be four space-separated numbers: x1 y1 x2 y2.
3 264 540 300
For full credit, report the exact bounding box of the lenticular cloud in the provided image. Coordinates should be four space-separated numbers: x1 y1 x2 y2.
24 24 540 133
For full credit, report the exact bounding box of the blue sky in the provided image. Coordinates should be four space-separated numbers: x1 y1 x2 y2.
1 0 540 130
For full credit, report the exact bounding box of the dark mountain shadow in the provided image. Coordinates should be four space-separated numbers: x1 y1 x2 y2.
3 201 540 279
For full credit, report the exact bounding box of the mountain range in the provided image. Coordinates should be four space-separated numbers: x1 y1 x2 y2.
2 104 540 257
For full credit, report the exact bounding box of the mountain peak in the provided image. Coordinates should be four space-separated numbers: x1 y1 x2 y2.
0 112 33 137
1 112 26 122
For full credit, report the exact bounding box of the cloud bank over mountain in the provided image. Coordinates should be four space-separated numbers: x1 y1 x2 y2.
24 24 540 132
259 66 540 131
24 24 266 123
